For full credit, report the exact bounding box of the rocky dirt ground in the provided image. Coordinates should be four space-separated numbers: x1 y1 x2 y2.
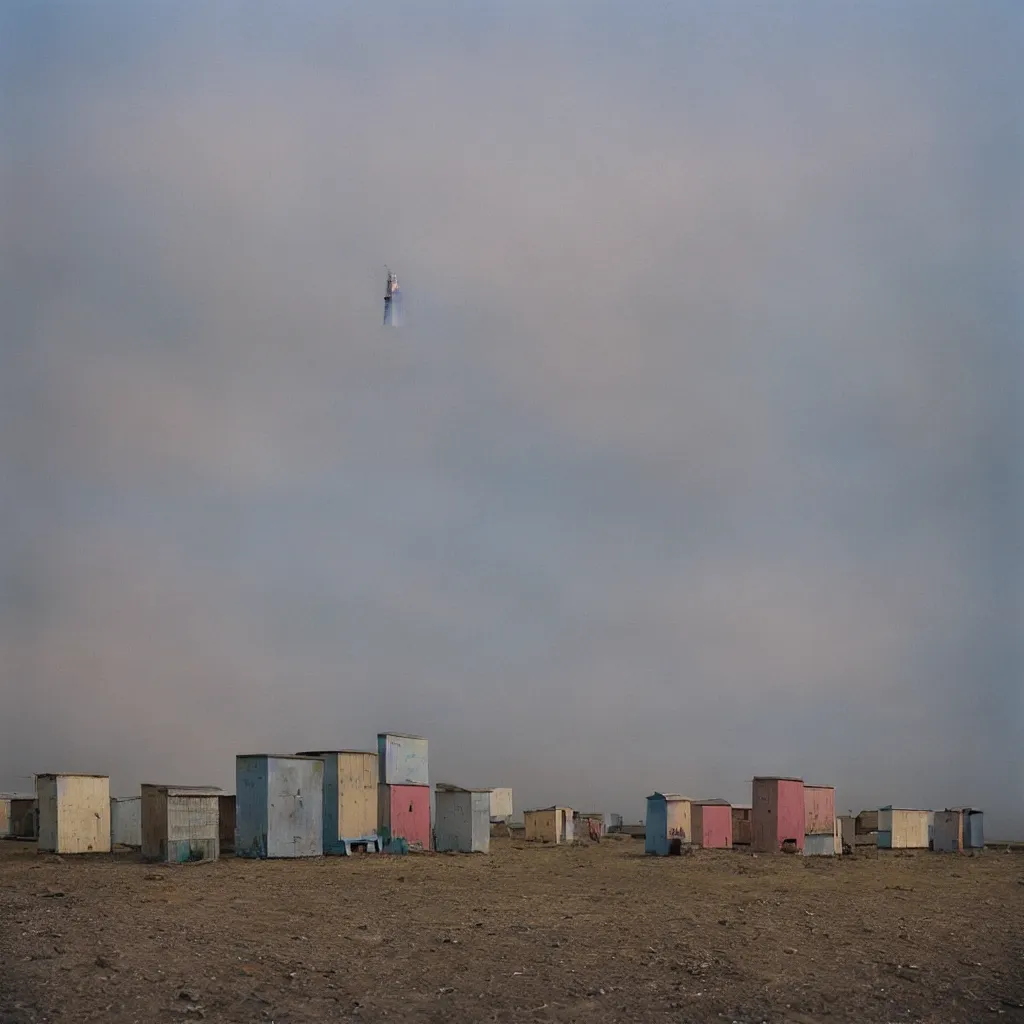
1 835 1022 1024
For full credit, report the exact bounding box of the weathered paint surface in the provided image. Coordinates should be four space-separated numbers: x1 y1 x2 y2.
839 815 857 850
856 809 878 834
36 775 111 854
645 793 693 855
219 795 236 851
10 798 36 838
110 797 142 847
236 756 324 858
377 784 431 850
877 807 929 848
803 785 836 835
434 787 491 853
751 778 805 853
141 785 220 863
299 751 379 853
803 832 836 856
377 733 429 787
932 809 964 852
964 810 984 848
691 803 732 848
524 806 572 844
731 806 752 845
489 788 513 820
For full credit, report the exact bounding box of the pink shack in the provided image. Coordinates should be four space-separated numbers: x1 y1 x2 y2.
691 801 733 848
752 776 805 853
378 784 431 851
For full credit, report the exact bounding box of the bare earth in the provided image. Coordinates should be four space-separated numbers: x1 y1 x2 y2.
1 836 1022 1024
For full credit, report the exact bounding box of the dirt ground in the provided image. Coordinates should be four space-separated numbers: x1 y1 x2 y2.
1 836 1022 1024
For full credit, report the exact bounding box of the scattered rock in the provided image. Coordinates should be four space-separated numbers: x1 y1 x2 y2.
177 989 200 1002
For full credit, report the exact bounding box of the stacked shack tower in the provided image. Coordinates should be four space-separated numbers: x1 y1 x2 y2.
377 733 431 851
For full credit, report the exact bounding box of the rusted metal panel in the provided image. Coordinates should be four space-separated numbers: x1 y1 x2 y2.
110 796 142 847
0 794 33 837
839 815 856 851
856 809 878 834
434 785 491 853
803 832 836 856
751 777 805 853
378 783 431 850
524 806 573 844
141 784 221 863
692 802 732 848
803 785 836 835
731 806 752 845
377 733 429 787
35 774 111 854
933 809 964 852
219 795 236 852
963 810 984 848
236 755 324 859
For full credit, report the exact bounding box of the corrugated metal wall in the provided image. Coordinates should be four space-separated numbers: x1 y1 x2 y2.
110 797 141 847
803 833 836 856
933 810 963 852
803 786 836 835
435 789 490 853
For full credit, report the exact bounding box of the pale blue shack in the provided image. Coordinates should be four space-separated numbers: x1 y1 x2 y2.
236 755 324 859
645 792 691 856
434 784 491 853
377 732 429 786
963 808 984 848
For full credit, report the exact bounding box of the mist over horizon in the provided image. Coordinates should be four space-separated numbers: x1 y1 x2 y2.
1 2 1021 835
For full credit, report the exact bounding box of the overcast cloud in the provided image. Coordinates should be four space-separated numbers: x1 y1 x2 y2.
2 2 1021 835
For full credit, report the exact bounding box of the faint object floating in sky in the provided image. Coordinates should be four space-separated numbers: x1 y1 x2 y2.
383 266 403 326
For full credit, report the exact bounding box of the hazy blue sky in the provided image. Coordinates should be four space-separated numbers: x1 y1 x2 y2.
2 2 1021 834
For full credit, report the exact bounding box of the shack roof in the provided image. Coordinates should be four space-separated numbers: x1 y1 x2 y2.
647 792 692 802
803 783 835 791
377 732 426 740
0 792 34 800
236 753 325 761
435 783 493 793
296 749 377 757
752 776 803 782
35 773 108 779
142 784 223 797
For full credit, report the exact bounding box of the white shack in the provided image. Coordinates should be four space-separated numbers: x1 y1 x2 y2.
141 784 222 863
110 796 142 848
434 784 491 853
36 774 111 854
488 788 514 821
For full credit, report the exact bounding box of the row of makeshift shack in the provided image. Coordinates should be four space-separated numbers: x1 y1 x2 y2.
641 778 986 856
15 732 521 861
